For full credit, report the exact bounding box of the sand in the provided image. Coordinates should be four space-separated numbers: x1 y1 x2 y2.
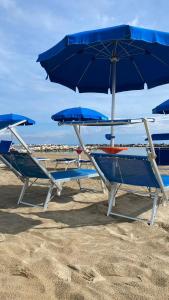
0 154 169 299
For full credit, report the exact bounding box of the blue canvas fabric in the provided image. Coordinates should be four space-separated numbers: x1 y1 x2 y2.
152 99 169 114
161 175 169 186
0 140 12 153
145 133 169 140
91 153 160 187
154 147 169 166
2 153 48 179
37 24 169 93
1 152 97 180
52 107 108 121
0 114 35 130
51 168 97 180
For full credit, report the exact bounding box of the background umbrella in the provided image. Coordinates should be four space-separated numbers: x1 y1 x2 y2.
0 113 35 130
51 106 108 122
38 24 169 146
152 99 169 114
52 106 108 162
0 113 35 153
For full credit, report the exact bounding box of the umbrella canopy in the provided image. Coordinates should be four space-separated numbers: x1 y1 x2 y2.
0 114 35 130
51 107 108 122
152 99 169 114
38 24 169 93
38 24 169 145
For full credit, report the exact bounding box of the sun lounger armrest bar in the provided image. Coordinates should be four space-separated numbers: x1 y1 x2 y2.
59 118 155 127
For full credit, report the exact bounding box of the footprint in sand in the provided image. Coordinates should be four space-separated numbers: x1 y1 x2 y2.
67 264 105 283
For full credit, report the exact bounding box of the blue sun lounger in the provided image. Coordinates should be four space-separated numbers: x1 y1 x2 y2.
91 153 169 225
145 134 169 166
0 141 99 209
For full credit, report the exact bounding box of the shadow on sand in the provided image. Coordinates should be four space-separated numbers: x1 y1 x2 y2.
0 184 154 234
30 193 153 229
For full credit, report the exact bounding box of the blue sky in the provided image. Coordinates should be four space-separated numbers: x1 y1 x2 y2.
0 0 169 145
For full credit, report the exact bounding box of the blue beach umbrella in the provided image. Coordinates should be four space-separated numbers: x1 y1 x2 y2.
0 114 35 130
152 99 169 114
52 107 108 160
37 24 169 145
51 107 108 122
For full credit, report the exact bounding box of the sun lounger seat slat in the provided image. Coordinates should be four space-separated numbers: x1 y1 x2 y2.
51 169 97 181
161 175 169 187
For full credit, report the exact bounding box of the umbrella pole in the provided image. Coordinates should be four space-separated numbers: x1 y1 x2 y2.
77 125 81 167
110 58 117 146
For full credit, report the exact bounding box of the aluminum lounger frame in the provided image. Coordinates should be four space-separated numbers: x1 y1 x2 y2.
91 153 169 225
145 134 169 168
60 118 169 224
0 122 99 209
60 118 165 191
0 151 99 209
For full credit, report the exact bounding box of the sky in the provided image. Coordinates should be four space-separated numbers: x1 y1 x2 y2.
0 0 169 145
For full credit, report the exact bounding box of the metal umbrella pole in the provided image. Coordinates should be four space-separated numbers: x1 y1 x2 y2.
110 57 118 146
77 125 82 167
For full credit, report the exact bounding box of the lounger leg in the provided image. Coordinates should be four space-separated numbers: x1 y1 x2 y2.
77 179 82 190
44 184 54 210
18 178 29 205
107 184 118 216
100 180 106 194
148 193 158 225
56 183 62 196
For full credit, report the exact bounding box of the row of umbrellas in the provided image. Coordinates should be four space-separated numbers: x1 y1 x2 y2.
37 24 169 145
1 98 168 131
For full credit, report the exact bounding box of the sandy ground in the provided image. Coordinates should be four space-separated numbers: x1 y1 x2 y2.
0 153 169 299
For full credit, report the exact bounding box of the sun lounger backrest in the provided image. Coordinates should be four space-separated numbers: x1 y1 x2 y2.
154 147 169 166
2 152 48 179
0 140 12 153
91 153 160 188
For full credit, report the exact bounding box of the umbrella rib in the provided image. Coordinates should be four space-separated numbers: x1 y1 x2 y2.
100 42 112 56
112 41 118 57
76 60 93 86
122 40 146 52
118 41 145 58
150 53 169 68
119 51 147 59
118 41 132 58
132 60 145 82
49 53 77 73
118 42 145 82
85 44 110 58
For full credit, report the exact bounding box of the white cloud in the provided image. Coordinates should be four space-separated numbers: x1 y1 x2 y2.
128 16 140 26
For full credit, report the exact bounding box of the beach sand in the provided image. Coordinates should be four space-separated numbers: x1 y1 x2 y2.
0 154 169 299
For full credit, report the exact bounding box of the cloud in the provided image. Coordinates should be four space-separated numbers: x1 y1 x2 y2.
128 16 140 26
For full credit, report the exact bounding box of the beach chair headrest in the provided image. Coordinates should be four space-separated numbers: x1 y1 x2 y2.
0 140 12 154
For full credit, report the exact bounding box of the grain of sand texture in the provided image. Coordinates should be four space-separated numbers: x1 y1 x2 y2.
0 154 169 299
